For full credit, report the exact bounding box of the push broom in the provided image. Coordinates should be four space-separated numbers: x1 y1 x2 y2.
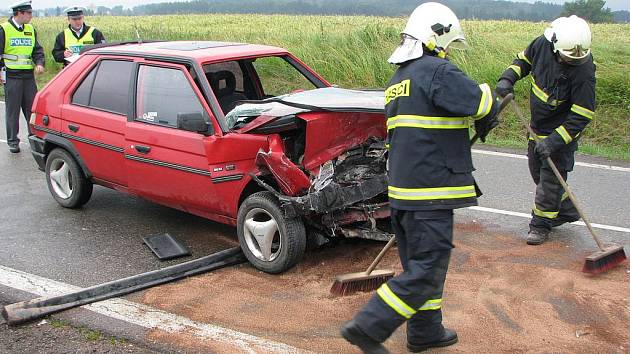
511 100 626 274
330 94 516 296
330 236 397 296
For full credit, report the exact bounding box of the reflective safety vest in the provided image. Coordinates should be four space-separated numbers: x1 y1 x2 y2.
385 54 498 211
1 21 35 70
64 27 95 54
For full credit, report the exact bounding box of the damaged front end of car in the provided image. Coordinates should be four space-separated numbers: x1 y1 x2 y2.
231 88 392 244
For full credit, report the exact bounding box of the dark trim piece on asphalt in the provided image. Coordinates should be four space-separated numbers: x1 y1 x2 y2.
2 247 246 325
125 154 212 177
212 174 244 184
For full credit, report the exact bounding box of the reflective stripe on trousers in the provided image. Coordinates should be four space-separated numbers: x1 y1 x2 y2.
377 283 443 319
351 210 453 343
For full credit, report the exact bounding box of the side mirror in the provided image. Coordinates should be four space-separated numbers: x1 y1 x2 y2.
177 112 209 134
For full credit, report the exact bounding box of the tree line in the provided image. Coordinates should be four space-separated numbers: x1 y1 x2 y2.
133 0 566 21
16 0 627 23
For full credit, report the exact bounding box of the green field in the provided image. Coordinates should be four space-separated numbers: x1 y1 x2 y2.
3 14 629 159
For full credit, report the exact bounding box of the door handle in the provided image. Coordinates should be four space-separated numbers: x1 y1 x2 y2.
68 124 79 132
133 145 151 154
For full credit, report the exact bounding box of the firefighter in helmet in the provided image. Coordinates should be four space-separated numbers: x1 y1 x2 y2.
495 15 595 245
341 3 500 353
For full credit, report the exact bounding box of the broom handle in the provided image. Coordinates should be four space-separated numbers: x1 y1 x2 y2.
365 236 396 275
511 100 605 251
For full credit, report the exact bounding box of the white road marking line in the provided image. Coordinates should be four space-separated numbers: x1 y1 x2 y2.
0 266 307 354
0 138 28 146
468 206 630 234
472 149 630 173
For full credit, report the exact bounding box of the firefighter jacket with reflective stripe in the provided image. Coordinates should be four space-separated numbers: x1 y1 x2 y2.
1 21 34 70
386 54 499 211
64 27 95 54
499 35 596 152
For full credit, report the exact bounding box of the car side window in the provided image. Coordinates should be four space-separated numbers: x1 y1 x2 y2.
71 60 132 115
71 66 97 106
135 65 208 128
89 60 133 114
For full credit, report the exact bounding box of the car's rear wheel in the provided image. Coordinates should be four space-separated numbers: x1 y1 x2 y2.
237 191 306 273
45 148 93 208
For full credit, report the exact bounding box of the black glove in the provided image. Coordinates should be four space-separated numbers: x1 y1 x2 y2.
496 79 514 98
474 116 499 143
534 137 554 159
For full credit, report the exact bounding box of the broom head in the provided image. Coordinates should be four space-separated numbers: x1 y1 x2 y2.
582 245 626 274
330 269 394 296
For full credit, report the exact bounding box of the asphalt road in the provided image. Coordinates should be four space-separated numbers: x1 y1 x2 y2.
0 103 628 351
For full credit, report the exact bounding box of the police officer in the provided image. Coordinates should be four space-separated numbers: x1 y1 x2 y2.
340 3 500 353
0 0 45 153
52 6 105 65
496 16 595 245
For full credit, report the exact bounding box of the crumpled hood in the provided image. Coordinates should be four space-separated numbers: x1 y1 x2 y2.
226 87 384 129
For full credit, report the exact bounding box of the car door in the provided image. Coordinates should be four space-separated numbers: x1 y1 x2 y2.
61 58 133 188
124 61 220 215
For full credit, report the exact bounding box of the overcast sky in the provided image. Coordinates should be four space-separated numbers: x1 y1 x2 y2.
26 0 630 12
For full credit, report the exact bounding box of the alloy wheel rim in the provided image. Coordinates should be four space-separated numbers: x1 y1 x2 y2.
49 158 73 199
243 208 282 262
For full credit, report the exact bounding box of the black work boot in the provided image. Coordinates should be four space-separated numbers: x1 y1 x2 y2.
407 328 458 352
526 228 549 245
341 320 389 354
8 145 20 153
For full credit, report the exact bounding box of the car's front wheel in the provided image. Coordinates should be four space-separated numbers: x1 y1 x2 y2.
45 148 93 208
237 191 306 273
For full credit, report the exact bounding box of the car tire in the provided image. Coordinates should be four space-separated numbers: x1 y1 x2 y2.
237 191 306 273
45 148 93 208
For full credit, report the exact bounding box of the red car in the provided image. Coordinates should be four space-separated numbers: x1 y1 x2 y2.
29 41 389 273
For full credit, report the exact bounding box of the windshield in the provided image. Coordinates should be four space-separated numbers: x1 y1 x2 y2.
201 55 327 119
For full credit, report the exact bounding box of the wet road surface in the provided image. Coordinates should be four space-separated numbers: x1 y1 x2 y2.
0 103 628 353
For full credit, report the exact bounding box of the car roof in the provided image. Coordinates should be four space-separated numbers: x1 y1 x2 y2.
88 41 289 62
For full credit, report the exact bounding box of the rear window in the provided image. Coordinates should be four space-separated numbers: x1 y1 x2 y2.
71 67 96 106
71 59 133 115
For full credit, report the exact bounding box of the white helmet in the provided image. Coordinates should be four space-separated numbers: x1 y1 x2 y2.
544 15 592 63
388 2 466 64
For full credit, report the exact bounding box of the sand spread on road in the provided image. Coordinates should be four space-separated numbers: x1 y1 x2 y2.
142 221 630 353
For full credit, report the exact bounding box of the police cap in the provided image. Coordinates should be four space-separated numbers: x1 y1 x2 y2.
10 1 32 12
64 6 87 18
